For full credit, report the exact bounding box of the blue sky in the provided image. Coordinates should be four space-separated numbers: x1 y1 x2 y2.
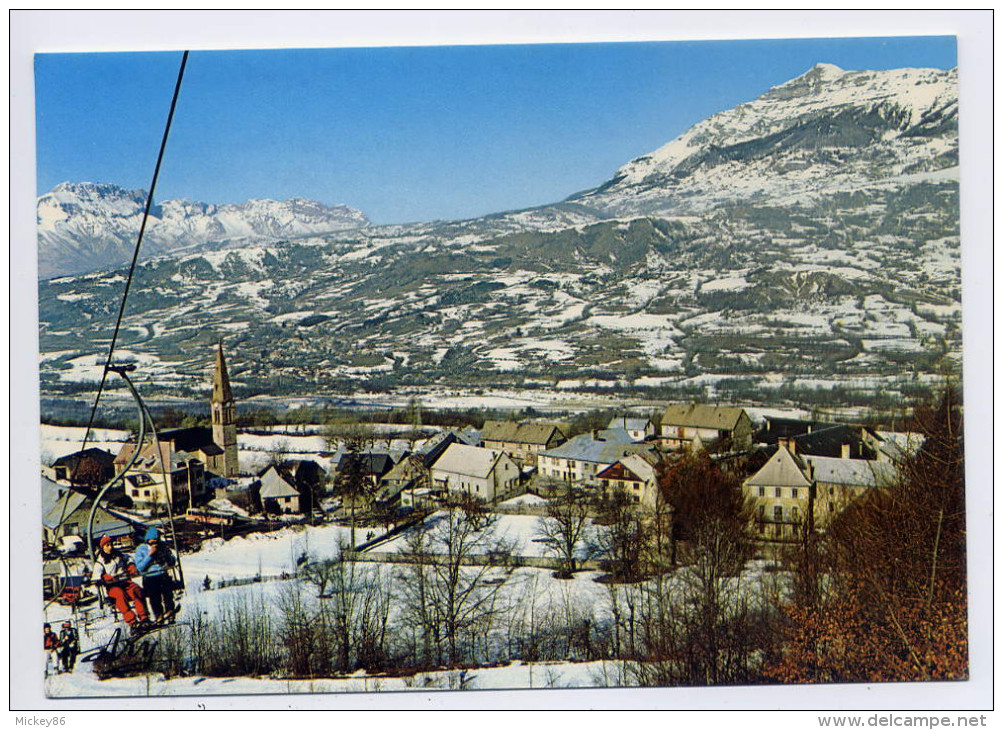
35 36 956 224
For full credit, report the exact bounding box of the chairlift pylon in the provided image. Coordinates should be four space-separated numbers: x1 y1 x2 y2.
85 363 186 618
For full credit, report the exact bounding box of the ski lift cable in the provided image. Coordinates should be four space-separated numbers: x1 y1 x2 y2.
55 50 189 533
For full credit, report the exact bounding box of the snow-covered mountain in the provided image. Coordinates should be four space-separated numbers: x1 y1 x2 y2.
572 64 957 216
36 182 370 278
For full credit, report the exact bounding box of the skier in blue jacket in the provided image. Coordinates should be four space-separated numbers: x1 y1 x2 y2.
132 527 177 623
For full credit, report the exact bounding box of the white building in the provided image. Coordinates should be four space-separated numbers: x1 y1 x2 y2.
430 443 519 503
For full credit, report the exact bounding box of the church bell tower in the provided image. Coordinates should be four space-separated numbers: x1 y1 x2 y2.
211 342 239 477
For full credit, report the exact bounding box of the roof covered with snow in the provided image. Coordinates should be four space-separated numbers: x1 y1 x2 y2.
258 467 301 499
431 443 506 479
541 429 650 465
805 455 897 488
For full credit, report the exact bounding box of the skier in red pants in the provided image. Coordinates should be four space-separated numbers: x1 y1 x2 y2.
91 536 150 632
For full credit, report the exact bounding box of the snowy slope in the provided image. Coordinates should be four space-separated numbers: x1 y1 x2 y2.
575 64 957 216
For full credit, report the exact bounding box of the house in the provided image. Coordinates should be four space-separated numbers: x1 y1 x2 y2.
41 476 134 547
47 448 116 489
429 443 519 502
336 451 395 486
606 416 655 443
258 465 302 514
113 343 239 509
115 436 208 510
480 420 566 466
538 428 656 487
743 439 897 542
275 459 327 513
596 452 662 509
661 404 753 451
382 428 484 499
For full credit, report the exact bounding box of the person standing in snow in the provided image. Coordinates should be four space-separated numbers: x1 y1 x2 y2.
132 527 177 623
91 535 150 631
58 621 79 673
43 623 59 675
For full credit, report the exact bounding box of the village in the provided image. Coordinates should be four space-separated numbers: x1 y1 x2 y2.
39 340 936 696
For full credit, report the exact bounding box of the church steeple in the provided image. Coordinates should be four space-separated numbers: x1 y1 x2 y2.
212 342 233 403
211 341 239 477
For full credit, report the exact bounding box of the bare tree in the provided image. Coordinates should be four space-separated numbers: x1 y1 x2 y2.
275 580 317 676
536 485 592 578
397 496 515 667
656 451 749 567
300 545 392 674
266 437 290 467
592 487 652 583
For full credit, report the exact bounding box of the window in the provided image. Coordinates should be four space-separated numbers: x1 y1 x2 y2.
791 488 798 499
758 505 765 520
829 502 834 512
792 507 800 523
775 488 782 498
774 506 783 523
759 487 765 497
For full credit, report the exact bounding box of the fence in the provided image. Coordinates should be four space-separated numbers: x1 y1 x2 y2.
342 549 604 572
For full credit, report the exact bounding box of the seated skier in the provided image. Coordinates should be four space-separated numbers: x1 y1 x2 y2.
91 535 150 632
132 527 177 623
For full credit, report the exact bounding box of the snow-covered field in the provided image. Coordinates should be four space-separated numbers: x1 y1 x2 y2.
184 523 384 584
40 424 131 461
41 515 623 698
44 657 623 697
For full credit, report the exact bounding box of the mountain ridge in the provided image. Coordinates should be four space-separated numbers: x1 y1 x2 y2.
37 182 370 279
